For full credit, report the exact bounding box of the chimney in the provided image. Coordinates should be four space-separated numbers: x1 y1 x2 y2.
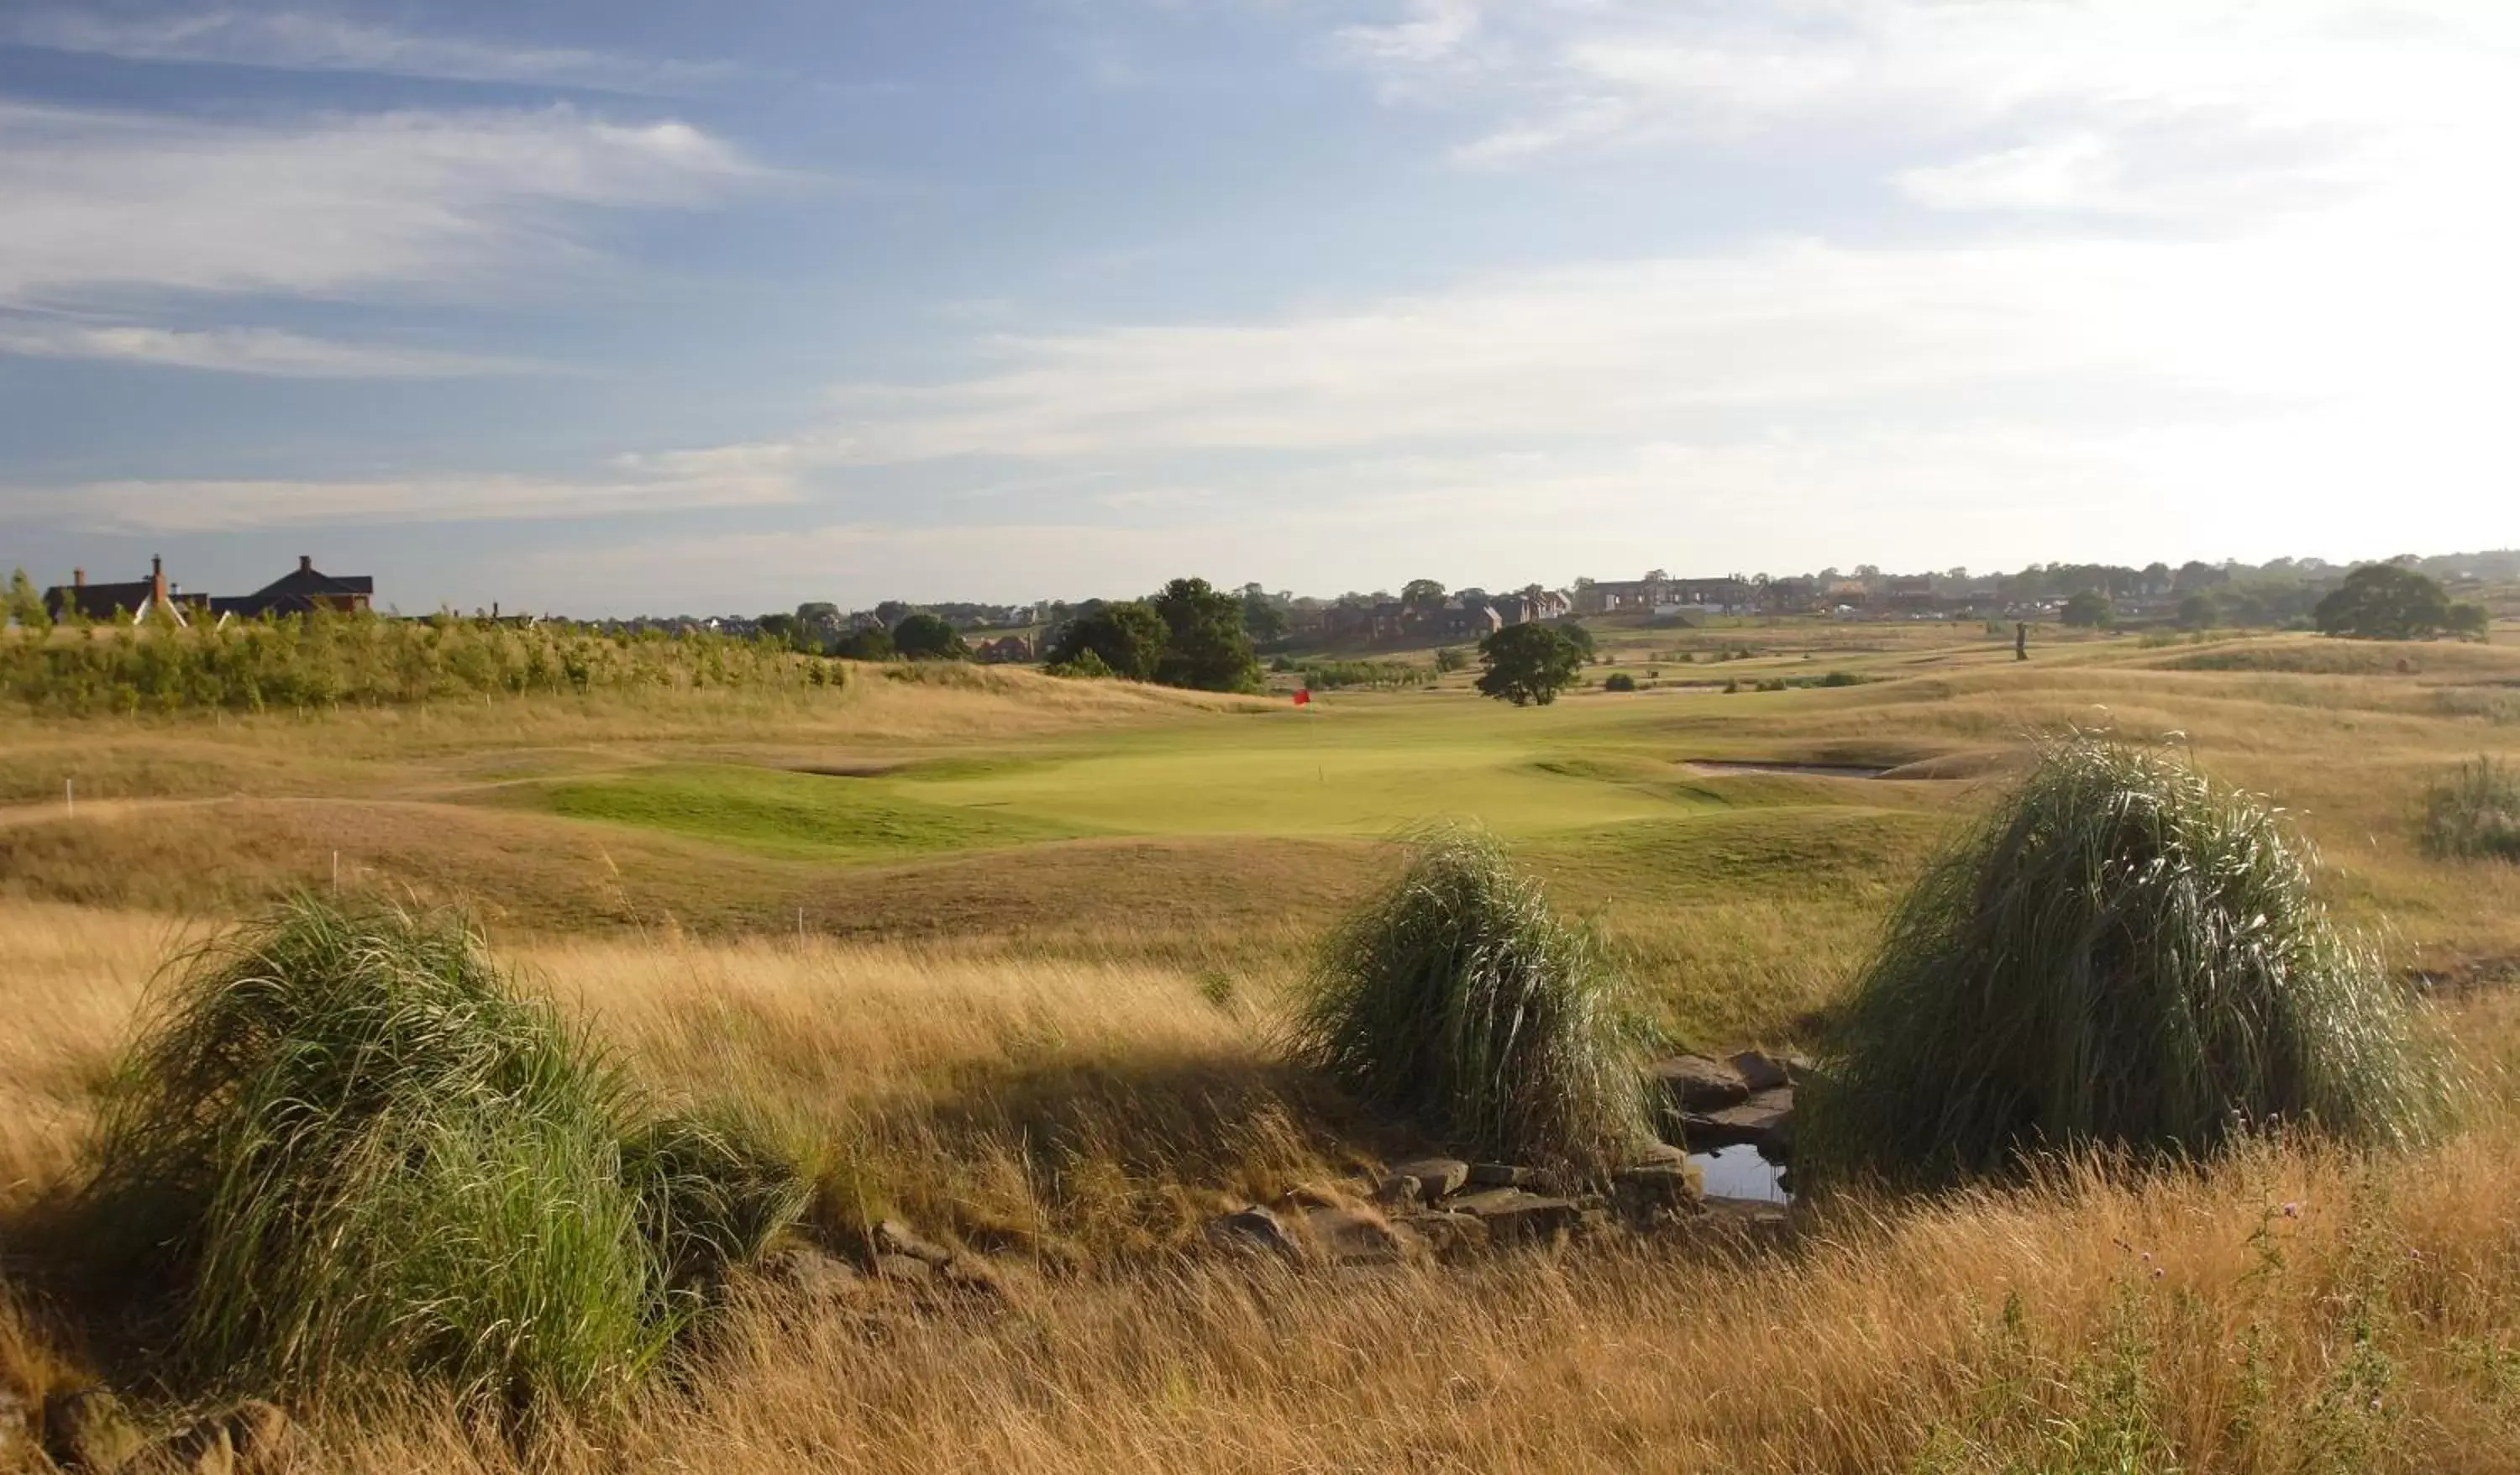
151 555 166 605
300 554 313 574
73 569 85 589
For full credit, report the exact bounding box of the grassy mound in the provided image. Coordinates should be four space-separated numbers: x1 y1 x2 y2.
80 899 802 1409
1289 826 1651 1183
2421 756 2520 862
1804 739 2450 1188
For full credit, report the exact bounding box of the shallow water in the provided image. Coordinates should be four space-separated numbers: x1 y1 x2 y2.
1690 1144 1790 1204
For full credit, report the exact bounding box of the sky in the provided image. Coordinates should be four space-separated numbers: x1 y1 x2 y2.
0 1 2513 617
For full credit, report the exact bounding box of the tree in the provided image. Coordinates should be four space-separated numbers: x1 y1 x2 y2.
2176 592 2218 630
2315 564 2460 640
2449 602 2491 640
1476 624 1585 706
891 612 970 661
1151 577 1262 692
1556 622 1596 658
832 625 895 661
7 569 50 632
1047 601 1168 680
1241 589 1289 643
1400 579 1447 613
2061 591 2114 628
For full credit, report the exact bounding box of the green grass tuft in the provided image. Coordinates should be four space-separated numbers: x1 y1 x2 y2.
2420 755 2520 862
78 898 801 1409
1803 738 2453 1189
1287 824 1653 1183
622 1108 813 1294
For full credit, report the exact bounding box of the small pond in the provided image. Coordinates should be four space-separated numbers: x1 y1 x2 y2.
1689 1144 1791 1204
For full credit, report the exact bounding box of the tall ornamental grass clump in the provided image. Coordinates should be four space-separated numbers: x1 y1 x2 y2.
80 899 803 1409
1804 738 2452 1189
2422 755 2520 862
1289 826 1651 1183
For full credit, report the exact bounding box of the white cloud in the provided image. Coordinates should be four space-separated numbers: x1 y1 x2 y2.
0 102 764 307
19 467 801 534
4 9 731 92
1335 0 2520 202
0 315 536 377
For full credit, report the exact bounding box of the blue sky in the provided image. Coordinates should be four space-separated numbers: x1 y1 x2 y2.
1 1 2513 616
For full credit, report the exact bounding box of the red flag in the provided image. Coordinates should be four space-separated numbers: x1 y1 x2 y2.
1293 688 1311 706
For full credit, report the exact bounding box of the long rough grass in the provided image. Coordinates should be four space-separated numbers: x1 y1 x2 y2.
12 905 2520 1472
2423 754 2520 862
1287 825 1652 1183
76 899 800 1409
1804 738 2453 1188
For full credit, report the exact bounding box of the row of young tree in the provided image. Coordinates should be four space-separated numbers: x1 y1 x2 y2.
2 576 839 716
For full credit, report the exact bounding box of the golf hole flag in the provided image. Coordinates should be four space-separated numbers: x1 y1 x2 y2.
1293 688 1311 706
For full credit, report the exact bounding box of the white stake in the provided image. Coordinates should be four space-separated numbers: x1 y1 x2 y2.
65 778 73 816
332 849 340 893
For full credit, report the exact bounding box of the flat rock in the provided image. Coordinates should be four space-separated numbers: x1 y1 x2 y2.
1612 1160 1704 1215
1727 1051 1792 1093
874 1217 954 1268
1207 1206 1299 1259
1448 1189 1583 1245
1385 1157 1470 1202
139 1419 235 1475
1700 1197 1793 1236
1465 1163 1541 1189
45 1388 148 1474
1394 1211 1489 1261
1648 1055 1751 1112
760 1244 869 1300
1683 1087 1794 1157
1303 1206 1410 1266
872 1253 935 1283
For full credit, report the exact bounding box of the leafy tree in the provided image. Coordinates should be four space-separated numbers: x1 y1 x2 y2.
1047 601 1168 680
1433 646 1469 674
1241 589 1289 643
890 612 970 661
832 625 895 661
2061 591 2114 628
1557 622 1596 658
1399 579 1447 612
2315 564 2460 640
2173 560 2229 596
2176 592 2218 630
8 569 51 632
1475 624 1585 706
756 612 813 652
1151 577 1263 692
2449 602 2491 640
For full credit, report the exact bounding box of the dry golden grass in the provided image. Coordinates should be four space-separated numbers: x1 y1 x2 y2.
9 905 2520 1472
6 631 2520 1471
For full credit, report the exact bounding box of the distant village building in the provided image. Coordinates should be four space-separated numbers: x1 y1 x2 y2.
1435 601 1503 639
42 554 375 626
974 635 1035 664
211 556 375 620
43 556 204 625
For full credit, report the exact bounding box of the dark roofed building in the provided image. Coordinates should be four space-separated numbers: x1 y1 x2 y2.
43 557 207 624
210 556 375 620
